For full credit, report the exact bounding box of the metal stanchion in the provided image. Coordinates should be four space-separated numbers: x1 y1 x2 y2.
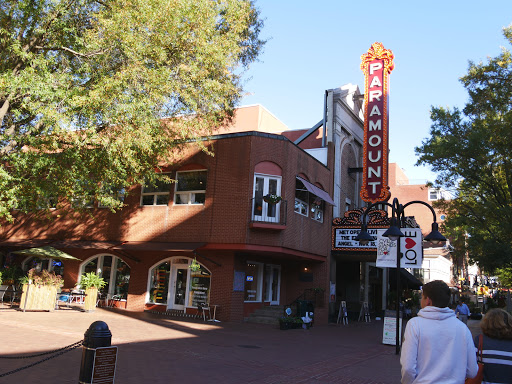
79 321 112 384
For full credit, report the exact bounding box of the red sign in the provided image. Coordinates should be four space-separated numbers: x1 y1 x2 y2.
360 43 394 203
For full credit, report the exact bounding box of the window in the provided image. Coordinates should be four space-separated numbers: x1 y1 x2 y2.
22 257 63 276
98 188 126 208
141 175 172 206
79 255 131 299
174 170 207 205
429 188 451 201
244 261 263 301
294 178 325 222
147 258 211 307
252 174 281 222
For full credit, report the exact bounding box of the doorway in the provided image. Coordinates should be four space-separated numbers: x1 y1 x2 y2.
265 264 281 305
168 264 189 311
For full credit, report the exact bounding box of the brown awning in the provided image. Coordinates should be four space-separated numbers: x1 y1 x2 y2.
297 176 335 205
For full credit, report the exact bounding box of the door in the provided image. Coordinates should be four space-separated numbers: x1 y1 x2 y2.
168 264 189 311
265 264 281 305
253 174 281 223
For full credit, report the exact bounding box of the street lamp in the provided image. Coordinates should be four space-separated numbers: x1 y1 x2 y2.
356 197 447 355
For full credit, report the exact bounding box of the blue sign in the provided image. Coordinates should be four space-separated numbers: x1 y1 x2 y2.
53 261 62 267
246 276 253 282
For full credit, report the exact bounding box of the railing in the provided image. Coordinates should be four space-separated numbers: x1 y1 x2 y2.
284 288 325 317
249 198 287 226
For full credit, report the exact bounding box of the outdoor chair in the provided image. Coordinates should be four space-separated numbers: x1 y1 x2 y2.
56 293 73 309
197 303 211 321
108 294 123 308
0 285 8 306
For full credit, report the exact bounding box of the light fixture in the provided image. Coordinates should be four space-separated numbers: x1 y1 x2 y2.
382 218 405 241
424 222 447 245
355 225 374 245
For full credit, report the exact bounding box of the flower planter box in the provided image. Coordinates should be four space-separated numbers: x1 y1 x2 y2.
20 284 58 311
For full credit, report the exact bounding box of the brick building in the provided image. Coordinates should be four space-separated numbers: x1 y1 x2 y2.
0 104 341 324
388 163 453 286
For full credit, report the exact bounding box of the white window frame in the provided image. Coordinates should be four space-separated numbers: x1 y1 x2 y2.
174 170 207 205
252 173 282 222
140 174 172 206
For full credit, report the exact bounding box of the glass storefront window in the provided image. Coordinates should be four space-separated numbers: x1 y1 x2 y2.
244 262 263 301
147 258 211 308
149 262 170 304
80 255 130 299
187 266 211 307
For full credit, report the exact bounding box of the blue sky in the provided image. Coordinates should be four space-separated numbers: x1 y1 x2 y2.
240 1 512 182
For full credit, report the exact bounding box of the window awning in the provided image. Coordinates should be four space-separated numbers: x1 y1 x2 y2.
297 176 335 205
389 268 423 290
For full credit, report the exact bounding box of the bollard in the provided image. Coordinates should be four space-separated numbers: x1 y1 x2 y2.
79 321 112 384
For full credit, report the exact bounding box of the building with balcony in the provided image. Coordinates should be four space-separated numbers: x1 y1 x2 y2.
0 104 340 324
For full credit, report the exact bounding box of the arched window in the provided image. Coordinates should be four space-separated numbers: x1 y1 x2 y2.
79 255 130 299
147 257 211 309
22 257 64 276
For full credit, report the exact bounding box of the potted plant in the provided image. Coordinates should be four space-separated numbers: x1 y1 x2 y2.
79 272 106 312
19 269 63 311
263 194 282 204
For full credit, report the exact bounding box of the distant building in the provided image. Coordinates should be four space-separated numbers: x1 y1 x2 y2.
388 163 453 286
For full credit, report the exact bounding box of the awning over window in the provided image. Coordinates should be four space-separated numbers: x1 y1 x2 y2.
389 268 423 290
297 176 335 205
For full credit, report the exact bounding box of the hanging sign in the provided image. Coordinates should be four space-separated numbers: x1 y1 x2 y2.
376 228 423 268
360 42 394 203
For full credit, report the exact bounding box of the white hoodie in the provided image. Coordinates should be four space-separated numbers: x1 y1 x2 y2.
400 306 478 384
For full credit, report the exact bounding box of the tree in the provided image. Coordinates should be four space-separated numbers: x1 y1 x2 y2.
0 0 264 219
416 25 512 272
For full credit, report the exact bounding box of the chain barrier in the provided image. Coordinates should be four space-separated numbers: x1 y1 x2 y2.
0 340 83 378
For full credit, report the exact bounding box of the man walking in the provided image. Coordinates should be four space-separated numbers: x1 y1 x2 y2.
455 300 471 325
400 280 478 383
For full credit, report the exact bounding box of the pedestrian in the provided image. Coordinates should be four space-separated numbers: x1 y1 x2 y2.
400 280 478 384
474 308 512 383
456 299 471 324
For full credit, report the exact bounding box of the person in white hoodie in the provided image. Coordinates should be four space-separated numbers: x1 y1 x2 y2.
400 280 478 384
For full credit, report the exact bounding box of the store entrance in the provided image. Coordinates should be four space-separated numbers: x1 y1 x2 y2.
168 264 188 311
264 264 281 305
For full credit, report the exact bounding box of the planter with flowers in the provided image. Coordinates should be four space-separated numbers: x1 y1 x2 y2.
79 272 107 312
19 269 63 311
263 194 282 205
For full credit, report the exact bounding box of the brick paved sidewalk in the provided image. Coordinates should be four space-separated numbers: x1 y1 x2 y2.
0 306 481 384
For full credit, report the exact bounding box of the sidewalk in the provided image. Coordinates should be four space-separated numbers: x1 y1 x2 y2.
0 307 481 384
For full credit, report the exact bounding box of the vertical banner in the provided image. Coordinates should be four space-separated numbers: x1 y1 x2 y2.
376 228 423 269
360 43 394 203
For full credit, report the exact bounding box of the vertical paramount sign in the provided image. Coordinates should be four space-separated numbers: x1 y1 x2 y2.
360 42 394 203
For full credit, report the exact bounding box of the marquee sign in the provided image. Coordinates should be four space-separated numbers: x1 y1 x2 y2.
360 42 394 203
332 209 390 252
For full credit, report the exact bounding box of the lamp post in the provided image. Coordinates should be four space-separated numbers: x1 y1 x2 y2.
355 197 446 355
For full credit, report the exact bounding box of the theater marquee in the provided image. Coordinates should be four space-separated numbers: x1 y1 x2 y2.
360 42 394 203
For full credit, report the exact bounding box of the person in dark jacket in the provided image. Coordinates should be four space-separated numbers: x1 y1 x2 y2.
474 308 512 384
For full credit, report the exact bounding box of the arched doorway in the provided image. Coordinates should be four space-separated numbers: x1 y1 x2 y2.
147 257 211 311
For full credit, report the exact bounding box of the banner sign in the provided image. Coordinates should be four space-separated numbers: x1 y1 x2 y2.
360 42 394 203
376 228 423 269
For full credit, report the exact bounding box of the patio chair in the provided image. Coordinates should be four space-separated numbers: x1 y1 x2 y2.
0 285 8 306
197 303 211 321
56 293 73 309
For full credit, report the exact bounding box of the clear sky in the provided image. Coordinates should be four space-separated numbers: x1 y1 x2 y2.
240 1 512 183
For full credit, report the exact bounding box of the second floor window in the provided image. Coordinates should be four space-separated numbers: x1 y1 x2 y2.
141 176 172 206
174 170 207 205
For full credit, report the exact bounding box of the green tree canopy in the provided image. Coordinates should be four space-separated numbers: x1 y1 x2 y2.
0 0 264 219
416 25 512 271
